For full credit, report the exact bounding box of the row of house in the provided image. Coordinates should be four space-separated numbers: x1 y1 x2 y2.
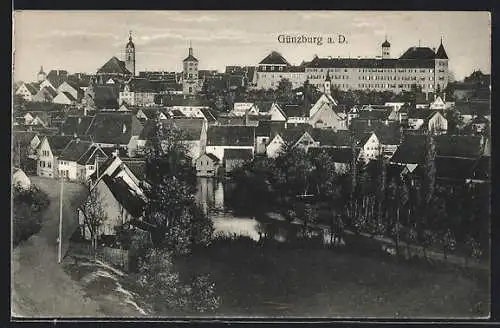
15 72 89 105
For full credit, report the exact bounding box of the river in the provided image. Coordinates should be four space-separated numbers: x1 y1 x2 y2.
195 177 262 241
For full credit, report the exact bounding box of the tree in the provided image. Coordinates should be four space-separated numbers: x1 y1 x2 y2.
387 176 408 256
441 228 456 261
137 248 219 315
300 203 318 239
78 182 108 255
143 113 214 254
418 132 437 258
13 185 50 246
444 109 464 134
276 78 294 103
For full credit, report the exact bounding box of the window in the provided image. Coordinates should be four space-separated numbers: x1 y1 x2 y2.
48 162 51 168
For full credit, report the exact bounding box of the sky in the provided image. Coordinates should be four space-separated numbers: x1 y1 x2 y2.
13 11 491 83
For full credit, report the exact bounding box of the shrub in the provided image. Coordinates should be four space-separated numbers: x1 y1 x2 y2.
12 185 50 246
137 248 220 315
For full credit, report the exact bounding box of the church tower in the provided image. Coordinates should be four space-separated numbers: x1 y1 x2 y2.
125 31 136 76
381 37 391 59
37 66 46 82
324 70 331 95
434 37 449 93
182 42 199 95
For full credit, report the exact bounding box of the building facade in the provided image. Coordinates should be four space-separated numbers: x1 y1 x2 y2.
304 39 449 95
255 40 449 95
182 43 199 95
255 51 307 90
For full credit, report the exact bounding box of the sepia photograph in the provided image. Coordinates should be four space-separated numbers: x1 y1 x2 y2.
11 10 491 319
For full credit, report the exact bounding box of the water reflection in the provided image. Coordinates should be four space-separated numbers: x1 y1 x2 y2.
196 178 260 241
195 178 334 245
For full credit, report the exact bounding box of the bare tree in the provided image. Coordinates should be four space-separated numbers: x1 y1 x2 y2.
79 182 108 257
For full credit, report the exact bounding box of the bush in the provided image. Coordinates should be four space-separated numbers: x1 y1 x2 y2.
12 185 50 246
137 248 220 315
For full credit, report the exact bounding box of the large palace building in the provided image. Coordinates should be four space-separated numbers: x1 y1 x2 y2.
256 39 449 95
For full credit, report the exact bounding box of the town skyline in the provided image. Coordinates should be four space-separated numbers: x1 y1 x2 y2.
13 11 490 83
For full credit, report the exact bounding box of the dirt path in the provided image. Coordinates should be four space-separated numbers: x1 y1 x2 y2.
11 177 102 318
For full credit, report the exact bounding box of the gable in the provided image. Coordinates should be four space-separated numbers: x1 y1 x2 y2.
268 103 287 121
310 94 338 117
363 133 379 147
37 138 53 156
269 134 285 146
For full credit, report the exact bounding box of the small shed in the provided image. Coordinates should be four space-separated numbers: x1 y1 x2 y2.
195 153 220 177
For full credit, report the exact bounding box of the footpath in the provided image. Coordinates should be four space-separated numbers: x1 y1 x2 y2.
11 177 102 317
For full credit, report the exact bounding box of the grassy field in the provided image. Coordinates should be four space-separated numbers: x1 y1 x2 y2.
175 237 489 318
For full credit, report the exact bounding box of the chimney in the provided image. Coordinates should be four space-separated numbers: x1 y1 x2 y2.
443 92 446 102
122 124 127 134
78 117 82 124
83 107 88 116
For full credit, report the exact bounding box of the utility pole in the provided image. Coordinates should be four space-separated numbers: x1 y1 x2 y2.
58 175 64 263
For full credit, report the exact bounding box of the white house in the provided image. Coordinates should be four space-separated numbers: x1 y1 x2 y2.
36 136 73 178
205 126 255 161
358 132 381 163
308 101 347 130
266 134 286 158
409 110 448 134
231 102 259 116
15 83 40 102
309 94 338 117
429 96 447 110
267 102 287 122
57 139 108 182
79 174 146 240
57 81 83 101
266 130 315 158
12 168 31 190
90 155 144 196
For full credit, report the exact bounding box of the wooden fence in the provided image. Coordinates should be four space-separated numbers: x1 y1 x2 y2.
67 241 130 272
